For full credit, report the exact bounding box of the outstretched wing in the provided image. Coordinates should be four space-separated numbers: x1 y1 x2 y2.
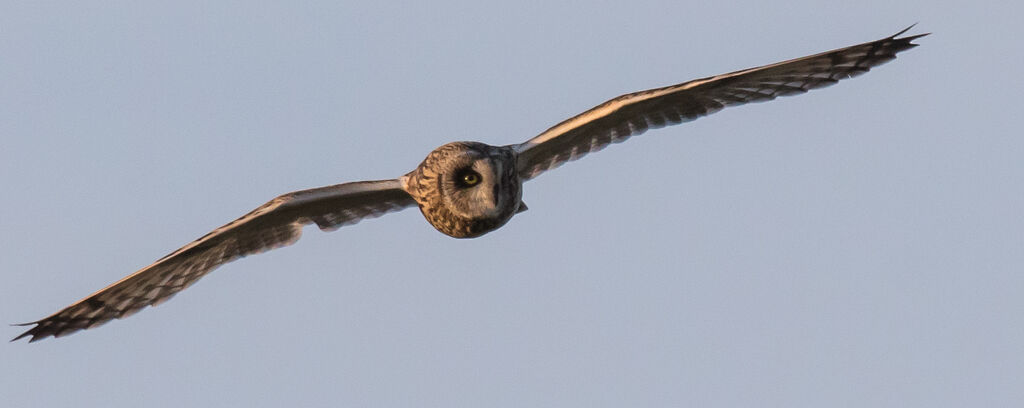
14 179 416 342
514 26 927 180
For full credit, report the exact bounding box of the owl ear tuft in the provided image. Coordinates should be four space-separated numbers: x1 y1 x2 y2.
516 201 529 214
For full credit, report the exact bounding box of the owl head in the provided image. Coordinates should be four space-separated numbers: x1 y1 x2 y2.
404 141 523 238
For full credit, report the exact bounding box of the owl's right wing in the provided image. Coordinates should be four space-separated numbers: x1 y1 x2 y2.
514 27 926 180
14 179 416 342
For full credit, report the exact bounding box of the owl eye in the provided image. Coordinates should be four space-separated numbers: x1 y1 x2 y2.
456 170 481 187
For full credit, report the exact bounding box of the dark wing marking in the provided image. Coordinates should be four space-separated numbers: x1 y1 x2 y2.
514 26 927 180
13 179 415 342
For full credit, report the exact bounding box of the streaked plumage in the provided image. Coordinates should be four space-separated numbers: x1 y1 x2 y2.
14 27 926 342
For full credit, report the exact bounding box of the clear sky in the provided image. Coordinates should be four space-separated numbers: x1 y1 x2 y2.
2 1 1020 407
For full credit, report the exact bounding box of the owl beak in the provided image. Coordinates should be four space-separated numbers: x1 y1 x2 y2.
516 200 528 214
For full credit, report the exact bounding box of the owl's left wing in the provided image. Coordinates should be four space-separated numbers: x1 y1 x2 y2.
13 179 416 342
514 27 927 180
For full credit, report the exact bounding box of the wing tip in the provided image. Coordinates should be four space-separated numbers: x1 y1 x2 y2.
10 314 100 343
10 322 47 343
11 321 95 343
892 23 930 43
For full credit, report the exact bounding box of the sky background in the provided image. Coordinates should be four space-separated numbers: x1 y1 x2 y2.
1 1 1021 407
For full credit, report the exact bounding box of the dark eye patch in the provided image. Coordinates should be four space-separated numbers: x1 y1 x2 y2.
454 168 482 188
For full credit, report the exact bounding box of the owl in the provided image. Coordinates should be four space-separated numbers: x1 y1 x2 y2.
13 27 926 342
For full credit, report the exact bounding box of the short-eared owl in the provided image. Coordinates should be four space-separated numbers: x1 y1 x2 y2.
14 27 926 342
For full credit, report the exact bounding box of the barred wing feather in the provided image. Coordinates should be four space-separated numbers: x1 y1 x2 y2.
13 179 415 342
515 27 927 180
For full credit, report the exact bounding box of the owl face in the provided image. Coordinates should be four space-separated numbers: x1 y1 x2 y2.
405 142 522 238
440 148 512 220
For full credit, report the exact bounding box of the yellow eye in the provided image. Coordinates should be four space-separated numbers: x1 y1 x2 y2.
456 170 481 187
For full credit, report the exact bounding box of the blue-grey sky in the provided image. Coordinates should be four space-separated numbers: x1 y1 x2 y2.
2 1 1021 407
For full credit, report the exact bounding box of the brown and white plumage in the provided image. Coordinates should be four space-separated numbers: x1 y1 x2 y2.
515 26 927 180
14 27 925 342
13 180 415 342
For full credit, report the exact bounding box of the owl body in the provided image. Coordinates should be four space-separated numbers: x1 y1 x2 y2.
14 28 926 342
403 141 523 238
